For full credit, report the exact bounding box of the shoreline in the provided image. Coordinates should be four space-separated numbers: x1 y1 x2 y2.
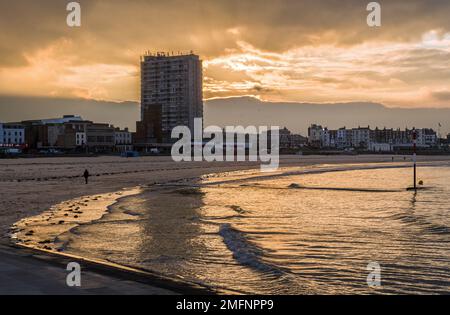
6 243 215 295
8 184 234 294
13 159 438 250
3 155 450 294
10 187 145 252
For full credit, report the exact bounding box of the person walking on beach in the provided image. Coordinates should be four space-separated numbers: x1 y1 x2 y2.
83 169 90 184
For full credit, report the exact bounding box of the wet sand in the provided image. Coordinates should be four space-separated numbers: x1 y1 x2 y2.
11 188 144 252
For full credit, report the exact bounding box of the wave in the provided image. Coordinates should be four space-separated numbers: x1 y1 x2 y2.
200 161 450 188
388 213 450 236
218 223 287 277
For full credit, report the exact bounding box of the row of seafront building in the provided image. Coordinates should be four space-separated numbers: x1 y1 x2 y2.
308 124 443 152
1 117 448 155
0 115 132 154
0 118 308 154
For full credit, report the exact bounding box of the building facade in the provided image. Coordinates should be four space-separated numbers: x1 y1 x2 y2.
114 127 133 152
3 115 134 153
0 123 25 146
86 123 115 152
22 115 84 149
416 128 438 147
309 124 438 150
308 124 324 148
351 126 371 149
59 120 92 149
279 127 291 149
336 127 352 149
290 134 308 149
276 127 307 150
137 52 203 145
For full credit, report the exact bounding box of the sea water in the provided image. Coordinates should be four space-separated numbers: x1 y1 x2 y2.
24 163 450 294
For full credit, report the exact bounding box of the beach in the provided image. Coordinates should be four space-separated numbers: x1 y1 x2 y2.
2 154 450 294
1 154 421 244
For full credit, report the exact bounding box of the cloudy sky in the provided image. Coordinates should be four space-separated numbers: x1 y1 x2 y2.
1 0 450 108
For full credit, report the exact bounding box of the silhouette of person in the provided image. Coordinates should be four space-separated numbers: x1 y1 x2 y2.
83 169 90 184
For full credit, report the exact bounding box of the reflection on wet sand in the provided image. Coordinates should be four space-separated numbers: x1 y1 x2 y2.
135 185 208 281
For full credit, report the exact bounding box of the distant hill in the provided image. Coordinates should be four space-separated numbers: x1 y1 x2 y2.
1 95 449 135
0 95 140 131
205 97 450 136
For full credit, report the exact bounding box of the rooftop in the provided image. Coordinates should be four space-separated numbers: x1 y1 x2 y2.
141 51 199 61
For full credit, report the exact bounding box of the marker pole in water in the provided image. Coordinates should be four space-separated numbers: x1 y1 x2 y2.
413 129 417 191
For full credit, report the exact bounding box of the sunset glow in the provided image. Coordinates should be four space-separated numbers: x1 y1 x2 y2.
0 0 449 107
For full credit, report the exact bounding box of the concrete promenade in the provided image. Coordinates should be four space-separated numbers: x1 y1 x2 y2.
0 245 176 295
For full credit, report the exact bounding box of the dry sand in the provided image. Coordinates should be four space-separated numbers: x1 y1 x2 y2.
1 154 450 245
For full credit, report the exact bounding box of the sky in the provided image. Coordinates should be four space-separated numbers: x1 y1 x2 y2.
1 0 450 108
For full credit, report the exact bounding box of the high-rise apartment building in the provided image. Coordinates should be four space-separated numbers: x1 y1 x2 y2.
136 52 203 145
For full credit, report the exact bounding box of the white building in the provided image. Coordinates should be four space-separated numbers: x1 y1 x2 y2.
0 123 25 146
416 128 437 147
114 128 133 152
312 124 438 151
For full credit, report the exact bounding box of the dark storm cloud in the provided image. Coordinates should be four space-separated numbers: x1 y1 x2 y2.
0 0 449 107
1 0 450 67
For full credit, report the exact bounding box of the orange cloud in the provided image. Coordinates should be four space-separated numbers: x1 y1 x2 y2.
0 1 450 108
